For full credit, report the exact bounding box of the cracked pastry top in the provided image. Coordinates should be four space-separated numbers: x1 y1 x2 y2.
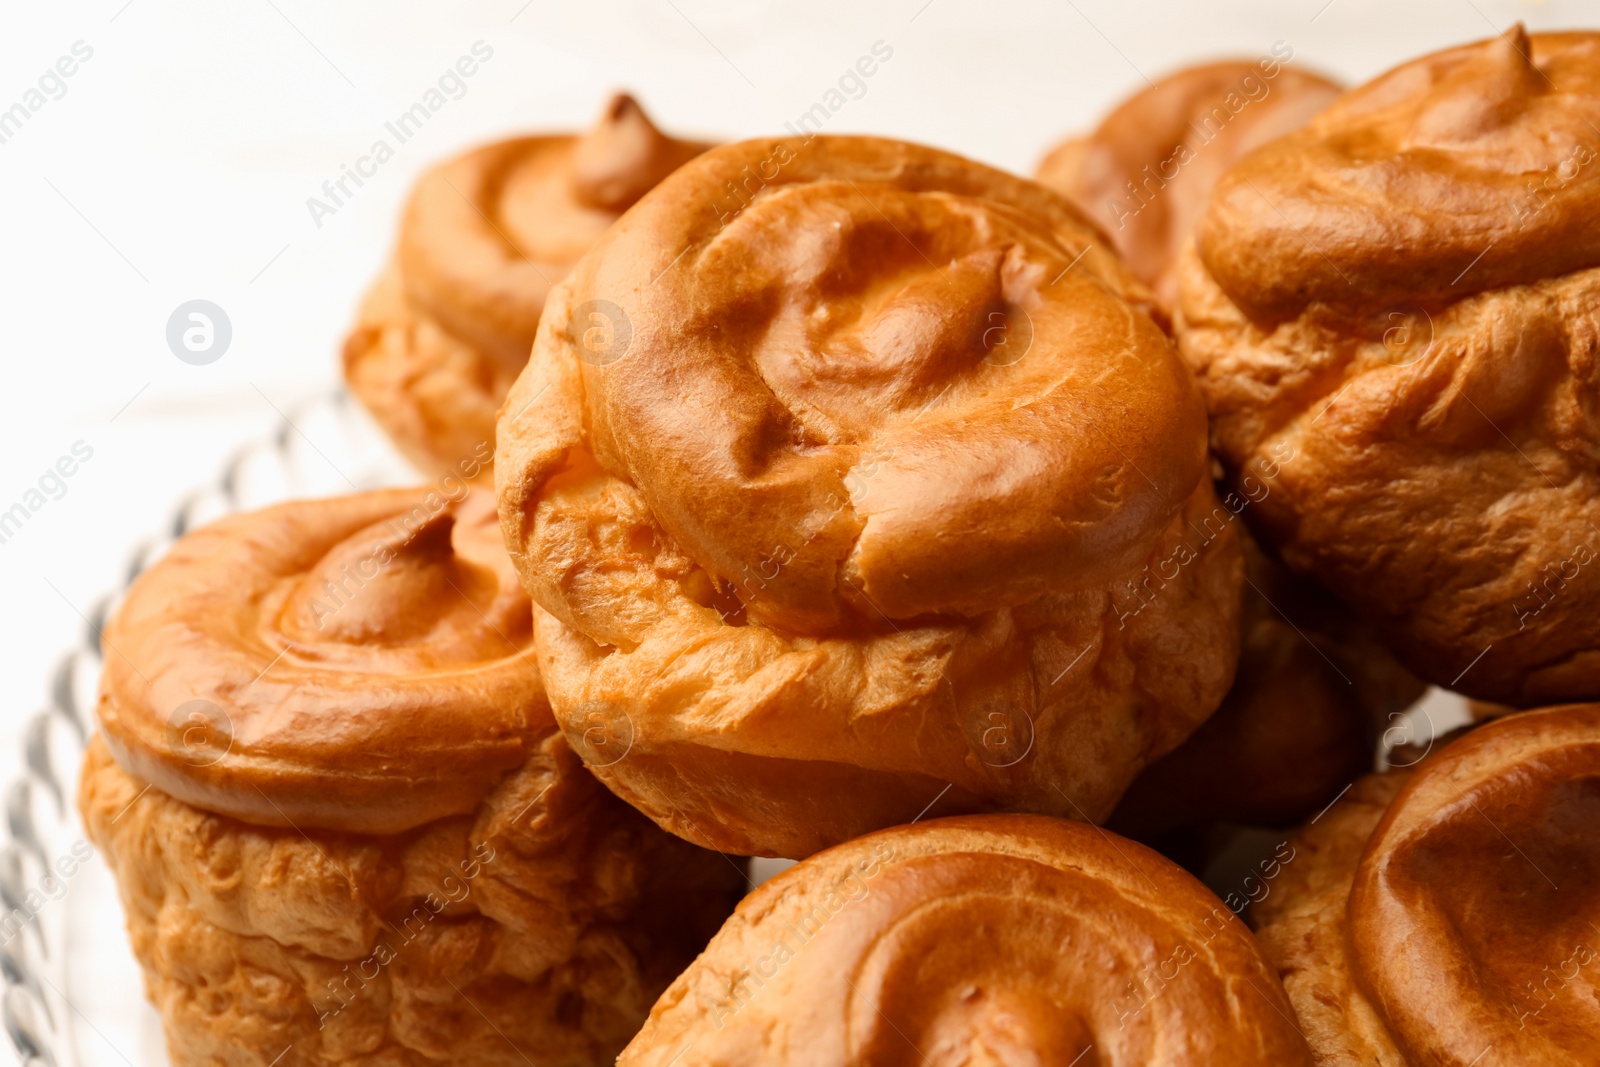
496 135 1244 858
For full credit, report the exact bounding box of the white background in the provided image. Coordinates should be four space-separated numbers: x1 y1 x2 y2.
0 0 1588 1060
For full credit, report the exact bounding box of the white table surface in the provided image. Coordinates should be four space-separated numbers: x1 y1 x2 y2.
0 0 1575 1062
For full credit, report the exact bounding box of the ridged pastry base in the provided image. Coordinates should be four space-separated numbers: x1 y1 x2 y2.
79 734 744 1067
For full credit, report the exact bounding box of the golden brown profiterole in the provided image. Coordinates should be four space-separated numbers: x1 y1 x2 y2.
82 488 743 1066
495 134 1245 858
621 815 1314 1065
1178 29 1600 706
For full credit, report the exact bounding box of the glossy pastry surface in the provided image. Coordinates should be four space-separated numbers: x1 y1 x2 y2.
98 488 544 834
1253 704 1600 1065
620 815 1313 1066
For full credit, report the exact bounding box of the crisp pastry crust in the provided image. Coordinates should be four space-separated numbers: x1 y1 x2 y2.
1178 30 1600 704
1253 704 1600 1065
619 815 1314 1066
81 733 743 1067
343 259 508 480
496 135 1244 858
1037 59 1340 313
97 488 544 834
83 488 745 1066
1110 528 1424 838
343 94 707 477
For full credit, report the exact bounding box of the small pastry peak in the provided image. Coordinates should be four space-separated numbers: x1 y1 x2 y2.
1401 24 1547 154
570 92 697 211
856 246 1007 403
278 505 494 647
